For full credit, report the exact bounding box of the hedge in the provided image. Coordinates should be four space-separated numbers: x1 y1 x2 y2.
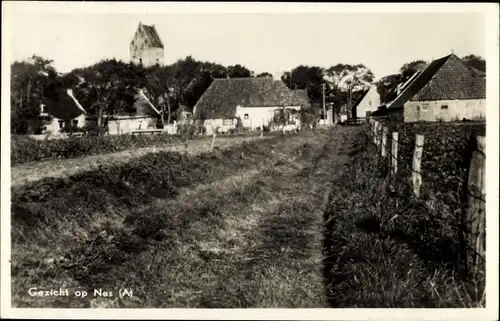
10 134 195 165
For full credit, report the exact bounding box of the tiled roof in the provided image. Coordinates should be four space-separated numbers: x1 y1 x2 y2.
293 89 310 106
388 54 486 108
388 55 449 108
129 90 161 117
193 78 308 119
470 67 486 78
141 24 164 49
411 54 486 101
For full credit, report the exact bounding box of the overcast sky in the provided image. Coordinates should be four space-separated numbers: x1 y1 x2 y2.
5 3 488 81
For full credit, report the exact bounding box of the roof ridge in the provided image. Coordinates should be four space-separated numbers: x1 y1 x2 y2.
388 54 451 108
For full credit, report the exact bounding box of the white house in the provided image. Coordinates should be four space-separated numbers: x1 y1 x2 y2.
372 54 486 122
192 78 310 134
106 89 161 135
352 84 381 119
41 89 87 134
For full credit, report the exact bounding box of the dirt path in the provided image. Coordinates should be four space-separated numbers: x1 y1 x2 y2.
11 127 359 308
11 135 267 188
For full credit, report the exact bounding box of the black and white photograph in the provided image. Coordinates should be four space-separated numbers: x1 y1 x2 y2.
1 2 499 320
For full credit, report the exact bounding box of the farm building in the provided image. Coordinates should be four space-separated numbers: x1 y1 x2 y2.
192 78 310 134
130 22 164 67
351 84 381 119
371 53 486 122
41 89 88 134
106 89 161 135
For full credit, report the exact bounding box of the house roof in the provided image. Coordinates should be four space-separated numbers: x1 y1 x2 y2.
388 54 486 109
178 104 193 113
43 88 86 120
351 88 370 109
193 78 309 119
128 89 161 117
469 66 486 78
293 89 310 105
138 23 164 49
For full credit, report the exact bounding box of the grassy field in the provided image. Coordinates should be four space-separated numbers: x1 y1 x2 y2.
11 134 271 187
11 127 357 308
323 123 486 308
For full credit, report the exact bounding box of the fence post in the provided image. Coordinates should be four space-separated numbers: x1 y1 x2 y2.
381 126 388 157
210 124 217 152
377 122 382 147
412 134 425 198
261 118 264 138
466 135 486 273
373 121 379 145
391 132 398 174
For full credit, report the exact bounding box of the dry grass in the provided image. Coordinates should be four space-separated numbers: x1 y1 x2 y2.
11 127 356 308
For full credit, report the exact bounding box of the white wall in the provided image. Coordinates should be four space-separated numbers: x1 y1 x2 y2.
356 85 381 119
404 99 485 122
235 105 301 129
319 109 333 126
107 116 157 135
43 114 87 134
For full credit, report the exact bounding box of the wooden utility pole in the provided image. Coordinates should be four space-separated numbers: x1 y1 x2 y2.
322 83 326 126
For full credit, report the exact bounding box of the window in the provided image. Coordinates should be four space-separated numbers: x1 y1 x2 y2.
441 104 448 110
244 114 249 120
422 104 429 111
416 106 420 112
58 120 64 129
223 119 234 125
72 119 79 126
40 105 47 114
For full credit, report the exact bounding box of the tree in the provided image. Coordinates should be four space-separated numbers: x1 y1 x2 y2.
462 54 486 72
10 55 56 134
376 73 402 103
256 72 273 78
227 64 254 78
69 59 140 130
324 63 374 118
400 60 427 82
281 65 326 104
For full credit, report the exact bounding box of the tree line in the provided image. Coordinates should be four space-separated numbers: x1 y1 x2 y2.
11 53 485 135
